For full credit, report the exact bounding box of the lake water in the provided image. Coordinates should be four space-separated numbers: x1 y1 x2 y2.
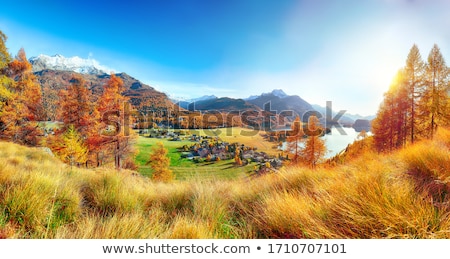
281 127 367 159
323 127 365 158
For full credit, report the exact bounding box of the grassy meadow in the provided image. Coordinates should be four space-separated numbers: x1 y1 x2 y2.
1 128 450 238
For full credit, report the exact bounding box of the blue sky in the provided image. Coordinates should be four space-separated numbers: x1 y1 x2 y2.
1 0 450 116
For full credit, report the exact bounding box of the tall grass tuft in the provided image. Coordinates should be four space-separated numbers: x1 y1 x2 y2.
401 142 450 181
79 171 147 216
55 210 168 238
400 132 450 206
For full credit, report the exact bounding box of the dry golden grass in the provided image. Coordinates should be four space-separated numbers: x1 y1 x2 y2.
1 128 450 238
400 133 450 209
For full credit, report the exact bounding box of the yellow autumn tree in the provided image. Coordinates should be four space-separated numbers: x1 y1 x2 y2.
53 125 88 168
147 142 173 182
234 147 242 166
301 115 327 169
0 30 12 111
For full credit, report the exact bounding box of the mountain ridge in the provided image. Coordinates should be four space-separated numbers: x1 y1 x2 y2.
35 69 174 120
29 54 113 75
179 97 260 112
246 89 288 100
246 90 315 122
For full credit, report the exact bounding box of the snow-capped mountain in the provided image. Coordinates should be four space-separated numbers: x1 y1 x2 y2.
29 54 114 75
266 89 288 98
246 89 288 100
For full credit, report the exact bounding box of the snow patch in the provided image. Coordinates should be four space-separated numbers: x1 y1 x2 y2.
29 54 116 75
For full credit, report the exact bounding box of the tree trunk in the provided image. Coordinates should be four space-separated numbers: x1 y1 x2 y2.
411 84 415 144
431 74 436 139
115 137 120 170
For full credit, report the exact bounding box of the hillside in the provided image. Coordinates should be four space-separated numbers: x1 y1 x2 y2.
1 128 450 238
182 97 260 112
36 69 174 120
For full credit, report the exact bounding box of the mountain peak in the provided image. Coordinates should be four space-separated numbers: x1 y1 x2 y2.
247 89 288 100
269 89 288 98
29 54 115 75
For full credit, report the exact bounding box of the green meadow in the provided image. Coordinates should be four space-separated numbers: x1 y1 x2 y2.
134 132 259 180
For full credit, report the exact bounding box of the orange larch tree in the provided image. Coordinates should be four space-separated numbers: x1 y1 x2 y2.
97 74 136 169
420 44 450 139
286 116 304 164
0 48 42 145
58 74 93 134
300 115 326 169
404 44 425 144
54 74 102 167
372 70 409 152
